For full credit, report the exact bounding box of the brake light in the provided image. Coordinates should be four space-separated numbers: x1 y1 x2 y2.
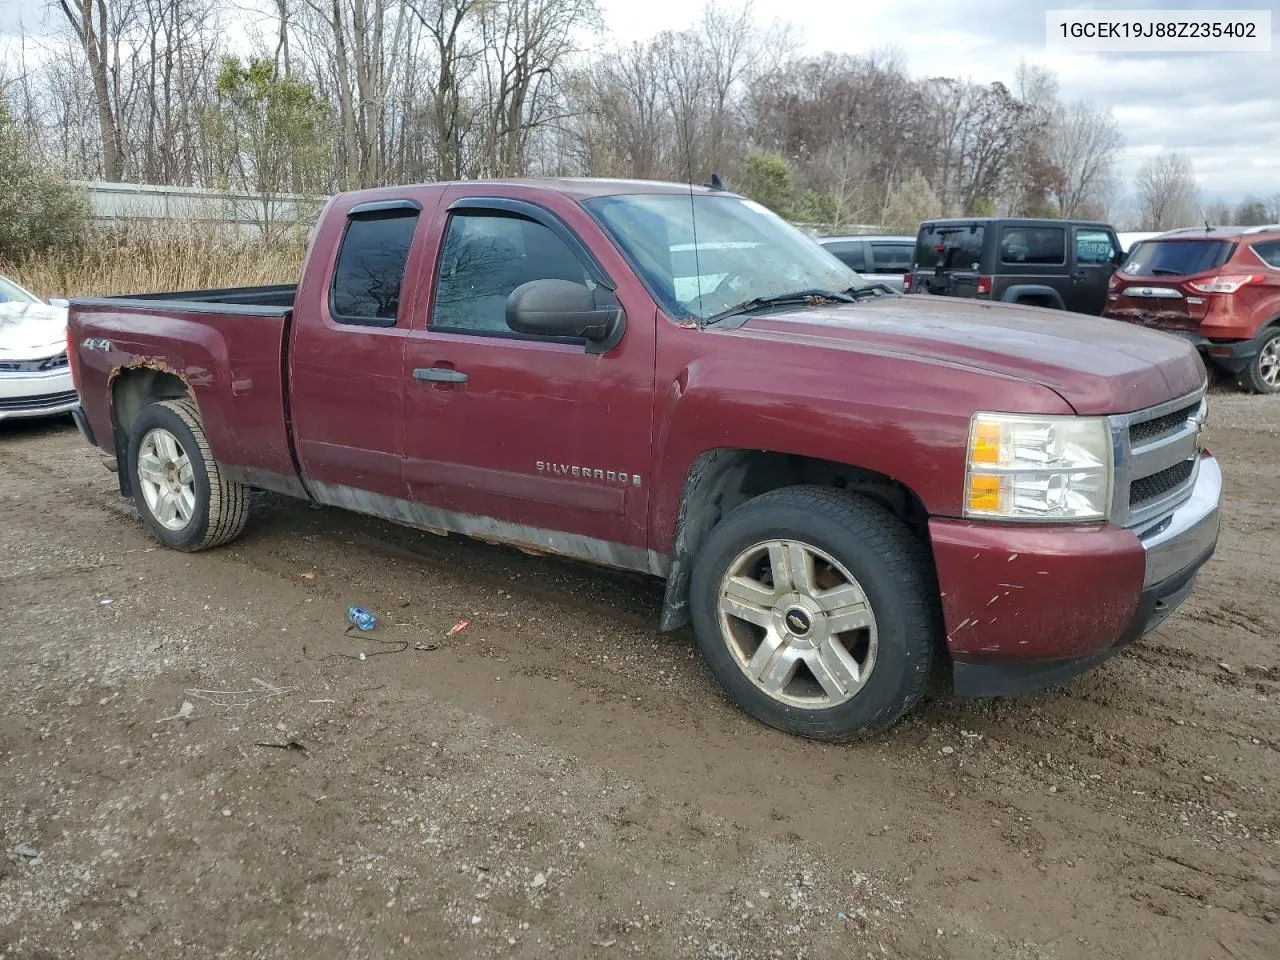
1107 273 1120 292
66 326 80 389
902 272 912 292
1187 274 1263 294
976 276 992 296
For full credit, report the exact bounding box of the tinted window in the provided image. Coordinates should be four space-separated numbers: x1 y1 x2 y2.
331 211 418 323
1075 229 1118 265
822 240 865 271
870 242 912 273
1123 239 1236 277
915 224 985 270
1251 241 1280 268
1000 226 1065 265
431 212 590 334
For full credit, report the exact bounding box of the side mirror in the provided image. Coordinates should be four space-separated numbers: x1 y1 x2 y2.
506 279 625 354
47 297 70 308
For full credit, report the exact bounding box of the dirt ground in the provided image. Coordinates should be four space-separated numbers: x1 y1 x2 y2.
1 394 1276 960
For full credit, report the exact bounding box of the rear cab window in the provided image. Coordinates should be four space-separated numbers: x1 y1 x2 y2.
331 208 420 325
999 226 1065 266
1123 239 1236 277
915 224 985 270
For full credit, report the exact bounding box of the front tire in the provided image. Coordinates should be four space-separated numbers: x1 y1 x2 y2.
688 486 940 741
128 398 249 551
1236 327 1280 394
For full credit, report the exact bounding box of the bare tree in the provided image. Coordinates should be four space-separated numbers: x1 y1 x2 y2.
57 0 131 180
1049 99 1122 218
1134 151 1199 230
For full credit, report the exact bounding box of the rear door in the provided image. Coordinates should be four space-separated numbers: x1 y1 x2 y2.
289 197 437 503
1071 227 1121 315
820 239 867 273
866 240 913 291
995 223 1071 308
914 223 985 298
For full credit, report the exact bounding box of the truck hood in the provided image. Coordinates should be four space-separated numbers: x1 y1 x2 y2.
735 296 1205 414
0 302 68 361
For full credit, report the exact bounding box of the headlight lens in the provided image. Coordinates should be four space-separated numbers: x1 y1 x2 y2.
964 413 1113 521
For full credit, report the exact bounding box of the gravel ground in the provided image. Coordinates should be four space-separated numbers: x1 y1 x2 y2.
1 394 1276 960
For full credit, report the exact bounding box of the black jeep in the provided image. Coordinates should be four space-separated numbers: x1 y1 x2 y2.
905 217 1125 315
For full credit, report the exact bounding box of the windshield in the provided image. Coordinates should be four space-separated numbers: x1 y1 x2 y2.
1122 239 1235 277
915 224 985 270
583 193 861 320
0 276 39 305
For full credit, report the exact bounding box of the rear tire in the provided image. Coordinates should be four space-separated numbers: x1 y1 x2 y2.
127 398 249 551
1236 327 1280 394
688 486 940 741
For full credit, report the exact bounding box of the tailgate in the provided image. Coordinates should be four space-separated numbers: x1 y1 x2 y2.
1106 283 1206 331
913 223 985 298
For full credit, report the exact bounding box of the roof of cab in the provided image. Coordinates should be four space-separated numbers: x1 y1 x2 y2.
336 177 739 205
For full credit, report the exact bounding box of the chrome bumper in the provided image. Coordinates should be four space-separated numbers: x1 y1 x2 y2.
1139 453 1221 588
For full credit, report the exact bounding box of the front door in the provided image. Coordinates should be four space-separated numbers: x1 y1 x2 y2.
399 191 657 569
1072 227 1121 315
289 198 435 504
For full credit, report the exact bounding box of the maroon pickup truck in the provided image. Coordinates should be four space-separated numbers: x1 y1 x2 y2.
66 178 1222 740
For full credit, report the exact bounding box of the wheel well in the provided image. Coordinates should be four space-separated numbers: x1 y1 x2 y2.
1016 295 1055 309
110 368 191 496
657 449 931 632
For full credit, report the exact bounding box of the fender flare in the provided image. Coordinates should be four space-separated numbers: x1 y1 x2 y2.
1000 284 1066 309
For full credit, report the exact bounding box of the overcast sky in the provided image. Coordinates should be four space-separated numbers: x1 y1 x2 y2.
3 0 1276 204
599 0 1279 205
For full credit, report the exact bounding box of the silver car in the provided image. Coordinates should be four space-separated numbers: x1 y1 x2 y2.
0 276 79 422
817 235 915 292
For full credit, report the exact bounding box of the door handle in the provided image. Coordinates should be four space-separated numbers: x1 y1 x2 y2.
413 367 468 384
1072 270 1088 282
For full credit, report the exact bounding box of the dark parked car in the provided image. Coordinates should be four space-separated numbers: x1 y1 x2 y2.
817 235 914 292
905 217 1125 315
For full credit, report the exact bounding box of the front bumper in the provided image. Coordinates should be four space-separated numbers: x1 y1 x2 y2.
931 453 1222 697
0 367 79 421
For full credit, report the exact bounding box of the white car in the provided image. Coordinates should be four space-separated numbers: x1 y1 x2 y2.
0 275 79 422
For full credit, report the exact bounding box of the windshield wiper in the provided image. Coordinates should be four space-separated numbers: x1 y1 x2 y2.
705 288 855 324
1147 268 1181 276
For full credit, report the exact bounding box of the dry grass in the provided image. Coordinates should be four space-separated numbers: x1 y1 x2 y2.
2 223 308 299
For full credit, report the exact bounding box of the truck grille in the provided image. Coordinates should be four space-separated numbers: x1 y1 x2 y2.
1110 389 1205 529
1129 401 1200 446
1129 459 1195 508
0 390 79 412
0 353 69 373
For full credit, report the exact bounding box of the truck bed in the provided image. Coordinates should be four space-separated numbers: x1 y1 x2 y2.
68 294 303 499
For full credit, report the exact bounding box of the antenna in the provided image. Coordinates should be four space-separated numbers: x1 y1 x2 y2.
680 112 704 324
704 173 724 191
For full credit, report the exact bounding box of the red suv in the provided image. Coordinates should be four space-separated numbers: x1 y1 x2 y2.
1104 225 1280 393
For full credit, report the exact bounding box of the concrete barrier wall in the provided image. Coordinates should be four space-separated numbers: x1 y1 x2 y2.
72 180 327 237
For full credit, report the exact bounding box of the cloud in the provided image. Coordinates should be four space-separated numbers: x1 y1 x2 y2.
598 0 1279 202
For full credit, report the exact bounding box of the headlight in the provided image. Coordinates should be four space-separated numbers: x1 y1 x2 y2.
964 413 1113 522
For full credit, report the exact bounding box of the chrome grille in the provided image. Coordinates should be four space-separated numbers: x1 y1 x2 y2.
1110 387 1206 530
1129 459 1194 508
0 353 68 373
